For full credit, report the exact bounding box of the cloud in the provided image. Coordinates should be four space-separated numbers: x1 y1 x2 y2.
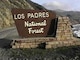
42 1 72 11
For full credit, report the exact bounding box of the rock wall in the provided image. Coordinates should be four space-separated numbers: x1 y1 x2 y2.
56 16 73 40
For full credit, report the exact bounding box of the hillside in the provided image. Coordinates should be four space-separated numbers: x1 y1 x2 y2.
0 0 46 29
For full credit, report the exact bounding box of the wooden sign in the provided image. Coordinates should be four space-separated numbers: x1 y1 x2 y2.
11 9 56 38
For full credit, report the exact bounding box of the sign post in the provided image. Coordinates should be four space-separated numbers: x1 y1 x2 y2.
11 9 56 38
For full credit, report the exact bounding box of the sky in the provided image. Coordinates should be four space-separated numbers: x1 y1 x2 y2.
31 0 80 11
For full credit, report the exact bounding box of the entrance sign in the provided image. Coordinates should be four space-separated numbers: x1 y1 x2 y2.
11 9 56 38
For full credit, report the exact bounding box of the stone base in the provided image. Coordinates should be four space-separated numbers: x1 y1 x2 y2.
11 16 79 49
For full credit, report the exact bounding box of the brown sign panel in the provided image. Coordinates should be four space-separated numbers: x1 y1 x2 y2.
11 9 56 38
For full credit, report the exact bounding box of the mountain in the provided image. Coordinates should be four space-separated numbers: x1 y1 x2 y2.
55 9 65 12
55 10 80 25
0 0 46 29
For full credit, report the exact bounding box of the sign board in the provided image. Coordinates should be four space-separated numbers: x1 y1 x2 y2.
11 9 56 38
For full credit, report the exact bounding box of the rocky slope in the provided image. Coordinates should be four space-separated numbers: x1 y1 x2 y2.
0 0 46 29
